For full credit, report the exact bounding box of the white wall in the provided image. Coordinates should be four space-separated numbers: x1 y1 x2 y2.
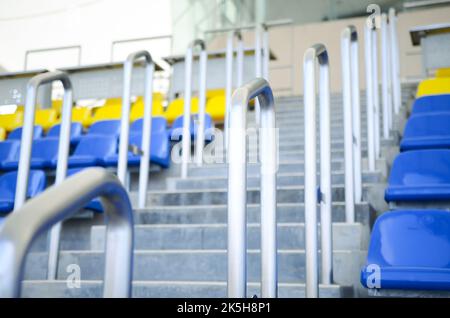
0 0 172 71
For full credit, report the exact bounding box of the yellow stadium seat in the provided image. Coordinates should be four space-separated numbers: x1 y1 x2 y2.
0 112 23 132
164 97 199 124
130 99 165 122
206 89 225 100
206 95 226 122
0 127 5 141
51 99 63 115
436 68 450 78
104 97 122 108
417 78 450 97
54 106 93 128
91 104 122 123
35 109 58 131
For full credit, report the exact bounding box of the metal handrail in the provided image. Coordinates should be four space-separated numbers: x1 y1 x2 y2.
13 71 74 280
364 24 377 172
224 31 244 151
381 13 394 137
180 39 207 178
0 168 134 298
372 26 381 160
303 44 332 298
389 8 402 115
117 50 154 211
227 78 277 298
341 26 362 223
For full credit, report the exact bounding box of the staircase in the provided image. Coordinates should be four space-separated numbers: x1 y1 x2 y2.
20 86 417 298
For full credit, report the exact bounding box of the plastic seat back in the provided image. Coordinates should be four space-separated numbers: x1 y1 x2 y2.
35 109 58 131
386 150 450 202
0 127 5 141
436 68 450 78
130 99 164 121
31 138 60 161
73 135 118 158
0 140 20 162
412 95 450 116
206 95 226 122
0 170 46 206
131 117 167 135
417 78 450 98
401 113 450 151
47 122 83 141
164 97 199 124
87 120 121 137
8 126 43 140
91 104 122 122
0 112 23 132
361 210 450 291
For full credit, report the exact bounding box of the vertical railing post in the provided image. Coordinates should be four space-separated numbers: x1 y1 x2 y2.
381 14 392 140
117 51 154 200
255 25 263 126
303 44 332 298
371 27 381 160
195 47 208 166
389 8 402 115
262 26 270 80
227 79 277 298
12 71 73 281
181 39 207 178
341 26 358 223
364 24 376 172
225 31 244 151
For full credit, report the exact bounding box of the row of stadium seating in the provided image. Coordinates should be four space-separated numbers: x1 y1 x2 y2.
361 75 450 292
0 90 226 137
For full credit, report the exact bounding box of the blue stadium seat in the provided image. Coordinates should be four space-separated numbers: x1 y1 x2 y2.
68 135 118 168
47 122 83 145
169 114 214 142
0 140 20 170
361 210 450 291
87 120 121 137
131 117 167 135
412 94 450 116
385 150 450 202
0 170 46 214
400 113 450 151
2 139 60 170
103 131 170 168
8 126 43 140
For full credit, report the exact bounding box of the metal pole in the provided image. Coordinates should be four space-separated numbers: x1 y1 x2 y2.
0 168 134 298
224 31 243 151
262 26 270 81
255 25 263 126
118 51 154 194
381 14 391 140
195 47 208 166
350 29 363 204
46 72 74 280
341 27 355 223
14 71 73 211
371 28 381 159
364 25 376 172
181 39 206 178
303 44 332 297
389 8 402 115
227 78 277 298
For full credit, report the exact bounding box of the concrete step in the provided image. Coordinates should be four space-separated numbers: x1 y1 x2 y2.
91 222 368 251
21 281 351 298
24 249 365 287
133 185 373 207
186 161 347 177
167 171 381 190
134 202 373 225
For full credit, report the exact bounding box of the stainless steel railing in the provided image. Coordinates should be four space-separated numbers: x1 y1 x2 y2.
180 39 207 178
117 50 155 209
0 168 134 298
341 25 362 223
227 78 278 298
12 71 73 280
303 44 332 298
